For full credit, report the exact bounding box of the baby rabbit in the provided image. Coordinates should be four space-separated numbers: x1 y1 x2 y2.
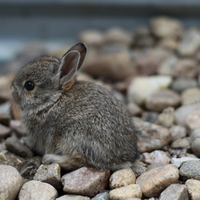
11 43 138 171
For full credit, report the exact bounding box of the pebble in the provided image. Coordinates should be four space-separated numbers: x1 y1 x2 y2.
5 136 33 158
175 103 200 127
159 184 189 200
57 194 90 200
0 123 11 139
127 76 172 106
142 112 159 123
180 160 200 180
178 28 200 56
150 16 183 39
109 184 142 200
18 180 58 200
91 192 109 200
186 179 200 200
170 125 187 142
135 121 171 153
109 168 136 189
79 30 104 48
0 165 23 200
33 163 61 189
188 129 200 157
61 167 110 197
156 107 175 128
0 75 14 101
181 87 200 105
171 78 198 93
0 101 11 126
145 89 180 112
158 38 178 50
171 138 190 148
127 102 143 116
136 164 179 197
171 157 200 168
141 150 170 165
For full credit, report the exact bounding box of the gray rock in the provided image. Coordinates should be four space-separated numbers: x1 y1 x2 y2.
92 192 109 200
180 160 200 180
142 112 159 123
171 157 200 168
170 125 187 142
190 129 200 157
0 165 23 200
145 90 180 112
0 101 11 126
178 28 200 56
0 124 11 139
181 87 200 105
159 184 189 200
57 194 90 200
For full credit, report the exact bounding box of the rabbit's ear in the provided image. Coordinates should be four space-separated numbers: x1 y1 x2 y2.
59 43 87 86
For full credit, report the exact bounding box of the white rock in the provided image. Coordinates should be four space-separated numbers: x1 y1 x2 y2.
171 157 200 168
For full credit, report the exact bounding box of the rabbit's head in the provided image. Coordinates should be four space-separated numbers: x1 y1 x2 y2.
11 43 87 115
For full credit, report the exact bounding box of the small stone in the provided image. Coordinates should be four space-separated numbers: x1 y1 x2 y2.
171 138 190 148
186 179 200 200
57 194 90 200
18 180 58 200
127 102 143 116
170 125 187 142
109 184 142 200
92 192 109 200
0 75 14 101
136 164 179 197
151 16 183 39
158 38 178 50
180 160 200 180
33 163 61 189
104 27 132 46
159 184 189 200
191 138 200 157
142 150 170 165
135 121 171 153
186 108 200 133
175 103 200 126
61 167 110 197
0 165 23 200
109 168 136 189
5 136 33 158
0 101 11 126
142 112 159 123
178 28 200 56
127 76 172 106
171 157 200 168
0 123 11 139
145 90 180 112
79 30 104 48
181 87 200 105
156 107 175 128
171 78 198 93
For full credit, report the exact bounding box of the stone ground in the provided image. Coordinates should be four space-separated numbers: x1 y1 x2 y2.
0 16 200 199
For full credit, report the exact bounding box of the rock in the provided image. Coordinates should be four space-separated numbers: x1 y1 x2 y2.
92 192 109 200
150 16 183 39
0 165 23 200
127 76 172 106
181 88 200 105
141 150 170 165
186 108 200 133
33 163 61 189
190 129 200 157
180 160 200 180
127 102 143 116
158 38 178 50
0 101 11 126
146 163 168 171
61 167 110 197
173 59 198 79
185 179 200 200
0 75 14 101
18 180 58 200
142 112 159 123
0 123 11 139
178 28 200 56
171 138 190 148
79 30 104 48
136 164 179 197
156 107 175 128
109 168 136 189
82 52 135 81
9 120 27 136
170 125 187 142
57 194 90 200
104 27 132 46
171 78 198 93
175 103 200 126
135 121 171 153
5 136 33 158
157 54 178 76
145 89 180 112
159 184 189 200
171 157 200 168
109 184 142 200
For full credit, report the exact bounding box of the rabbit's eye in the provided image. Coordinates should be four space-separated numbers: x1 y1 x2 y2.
24 81 35 91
